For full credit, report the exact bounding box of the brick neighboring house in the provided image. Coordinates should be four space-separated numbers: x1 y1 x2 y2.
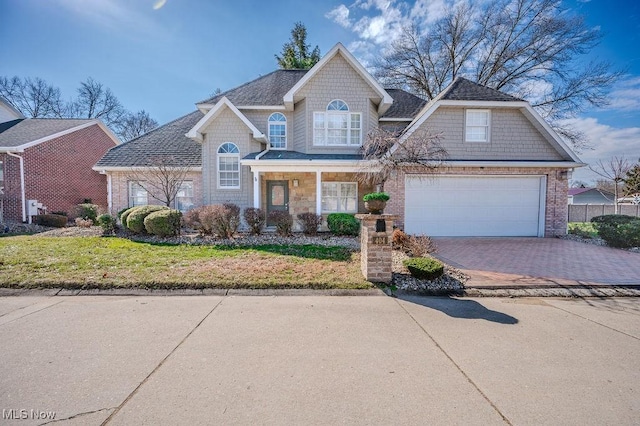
0 97 120 222
95 43 583 237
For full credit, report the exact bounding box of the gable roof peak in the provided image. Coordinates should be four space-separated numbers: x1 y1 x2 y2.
441 77 522 102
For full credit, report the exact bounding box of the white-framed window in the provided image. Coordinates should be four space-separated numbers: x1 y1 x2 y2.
0 160 3 183
313 100 362 146
128 181 148 207
176 180 194 212
321 182 358 213
218 142 240 189
465 109 491 142
268 112 287 149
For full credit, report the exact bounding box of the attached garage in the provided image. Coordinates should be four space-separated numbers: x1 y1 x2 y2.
404 175 546 237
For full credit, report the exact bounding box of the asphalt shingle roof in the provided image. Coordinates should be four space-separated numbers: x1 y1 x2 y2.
95 111 203 168
0 118 94 149
243 150 362 161
199 70 309 106
440 77 522 102
381 89 427 119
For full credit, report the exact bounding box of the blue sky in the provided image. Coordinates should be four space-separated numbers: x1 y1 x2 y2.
1 0 638 183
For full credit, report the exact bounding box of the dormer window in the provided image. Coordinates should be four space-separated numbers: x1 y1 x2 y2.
268 113 287 149
465 109 491 142
313 100 361 146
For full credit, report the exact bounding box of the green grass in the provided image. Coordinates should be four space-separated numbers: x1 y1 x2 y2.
0 236 372 290
568 222 598 238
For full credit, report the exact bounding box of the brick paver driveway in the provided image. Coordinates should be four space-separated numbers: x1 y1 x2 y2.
433 238 640 287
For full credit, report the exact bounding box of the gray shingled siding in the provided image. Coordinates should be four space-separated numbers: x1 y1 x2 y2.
423 107 565 161
295 53 380 155
201 107 261 209
293 98 307 152
243 110 293 151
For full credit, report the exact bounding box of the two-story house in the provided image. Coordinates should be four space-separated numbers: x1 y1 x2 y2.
94 43 582 237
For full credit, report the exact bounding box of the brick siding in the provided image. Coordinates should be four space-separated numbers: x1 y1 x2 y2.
1 124 116 222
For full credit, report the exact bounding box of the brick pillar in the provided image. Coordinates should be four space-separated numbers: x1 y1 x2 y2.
355 214 397 283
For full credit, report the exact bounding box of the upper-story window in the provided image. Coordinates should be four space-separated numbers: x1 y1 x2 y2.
465 109 491 142
218 142 240 189
313 100 361 146
268 113 287 149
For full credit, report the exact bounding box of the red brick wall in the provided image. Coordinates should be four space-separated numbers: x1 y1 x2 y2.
1 124 117 222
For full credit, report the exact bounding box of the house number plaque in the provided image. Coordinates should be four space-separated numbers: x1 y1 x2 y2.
372 236 388 245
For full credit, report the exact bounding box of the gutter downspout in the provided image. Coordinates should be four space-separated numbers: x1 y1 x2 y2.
105 172 113 214
6 152 26 223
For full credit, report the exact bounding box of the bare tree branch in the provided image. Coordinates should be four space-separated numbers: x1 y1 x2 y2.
127 156 197 208
358 127 448 188
589 156 632 214
0 76 65 118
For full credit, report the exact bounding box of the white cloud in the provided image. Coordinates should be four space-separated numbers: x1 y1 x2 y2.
607 76 640 112
325 5 352 29
562 117 640 183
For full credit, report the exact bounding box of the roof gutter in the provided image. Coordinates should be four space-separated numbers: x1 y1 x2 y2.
6 152 26 223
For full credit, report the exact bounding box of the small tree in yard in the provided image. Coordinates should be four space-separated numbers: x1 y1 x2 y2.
127 156 197 208
357 127 447 188
624 159 640 200
590 156 632 214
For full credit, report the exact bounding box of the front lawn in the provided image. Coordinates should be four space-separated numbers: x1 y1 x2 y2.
0 236 372 289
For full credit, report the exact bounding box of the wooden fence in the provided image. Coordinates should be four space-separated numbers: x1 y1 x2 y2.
568 204 640 222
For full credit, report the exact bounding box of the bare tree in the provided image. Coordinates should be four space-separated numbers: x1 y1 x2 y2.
117 110 158 142
375 0 621 150
0 76 65 118
67 77 125 127
127 156 197 208
358 127 448 188
590 157 632 214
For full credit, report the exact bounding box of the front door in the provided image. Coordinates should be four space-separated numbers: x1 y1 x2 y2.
266 180 289 226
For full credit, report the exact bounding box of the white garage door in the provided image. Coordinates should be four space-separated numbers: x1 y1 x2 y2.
404 175 546 237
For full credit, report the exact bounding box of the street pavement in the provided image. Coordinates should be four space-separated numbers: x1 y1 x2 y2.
0 294 638 425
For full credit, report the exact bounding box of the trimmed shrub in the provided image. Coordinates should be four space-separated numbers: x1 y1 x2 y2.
362 192 390 202
33 214 67 228
144 209 182 237
403 257 444 280
117 207 130 221
591 215 640 248
75 217 94 228
126 205 168 234
71 203 99 221
268 210 293 236
243 207 265 235
297 212 322 236
119 207 141 226
220 203 241 237
50 211 68 217
97 214 117 235
327 213 359 236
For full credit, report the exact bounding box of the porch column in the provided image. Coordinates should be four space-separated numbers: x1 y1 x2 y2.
253 171 260 208
316 170 322 215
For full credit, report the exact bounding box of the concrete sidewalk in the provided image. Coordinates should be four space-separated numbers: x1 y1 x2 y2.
1 295 638 425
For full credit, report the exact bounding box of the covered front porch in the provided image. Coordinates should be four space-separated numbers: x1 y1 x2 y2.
247 164 374 231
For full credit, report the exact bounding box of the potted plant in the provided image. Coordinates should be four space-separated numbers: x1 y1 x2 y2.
363 192 390 214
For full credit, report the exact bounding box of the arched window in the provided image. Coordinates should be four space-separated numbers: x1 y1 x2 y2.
313 100 361 146
268 112 287 149
217 142 240 188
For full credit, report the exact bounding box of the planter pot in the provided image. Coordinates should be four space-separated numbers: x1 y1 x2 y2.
365 200 387 214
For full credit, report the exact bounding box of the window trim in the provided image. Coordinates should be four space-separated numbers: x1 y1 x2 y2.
128 181 148 208
465 109 491 143
313 100 362 146
268 112 287 150
321 181 358 213
217 142 241 190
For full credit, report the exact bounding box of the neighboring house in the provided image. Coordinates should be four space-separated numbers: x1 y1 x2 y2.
568 187 615 204
0 97 120 222
94 43 582 237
